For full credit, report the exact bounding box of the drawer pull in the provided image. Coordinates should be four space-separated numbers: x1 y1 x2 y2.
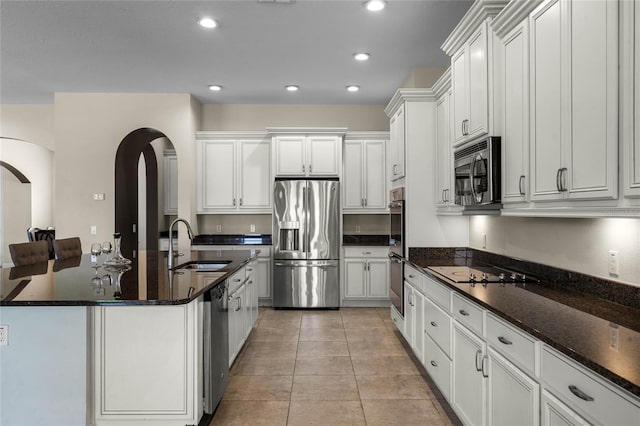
363 251 371 255
430 360 438 367
568 385 594 402
459 309 470 316
430 321 438 327
498 336 513 345
408 274 415 278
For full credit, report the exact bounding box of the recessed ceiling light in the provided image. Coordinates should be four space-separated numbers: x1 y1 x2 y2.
364 0 385 12
208 85 222 91
353 53 370 61
198 17 218 29
347 85 360 92
285 85 299 92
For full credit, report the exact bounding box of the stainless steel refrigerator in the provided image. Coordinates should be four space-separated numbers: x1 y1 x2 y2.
273 179 340 308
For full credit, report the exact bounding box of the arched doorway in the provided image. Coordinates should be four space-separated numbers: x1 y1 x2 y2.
114 128 176 299
0 161 32 266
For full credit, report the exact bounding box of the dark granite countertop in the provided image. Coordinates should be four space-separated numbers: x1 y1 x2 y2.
342 234 389 246
0 250 258 306
191 234 272 245
406 247 640 398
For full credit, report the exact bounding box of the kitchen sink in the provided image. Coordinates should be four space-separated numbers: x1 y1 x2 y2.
175 261 231 271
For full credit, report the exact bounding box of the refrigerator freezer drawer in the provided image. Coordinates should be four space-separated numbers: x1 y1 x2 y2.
273 260 339 308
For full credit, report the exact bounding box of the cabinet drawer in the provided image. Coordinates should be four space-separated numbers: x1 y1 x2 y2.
541 346 640 425
227 269 246 294
424 297 452 357
486 313 537 374
343 246 389 258
424 335 452 401
404 264 424 293
452 293 484 336
424 275 452 312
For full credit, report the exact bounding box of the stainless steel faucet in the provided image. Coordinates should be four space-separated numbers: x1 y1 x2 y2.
168 218 194 270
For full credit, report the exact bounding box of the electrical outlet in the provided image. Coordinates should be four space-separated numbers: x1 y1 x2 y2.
216 225 222 233
91 225 97 235
608 250 619 276
0 325 8 346
482 233 487 249
250 224 255 233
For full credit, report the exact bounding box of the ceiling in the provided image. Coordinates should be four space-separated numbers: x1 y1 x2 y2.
0 0 472 105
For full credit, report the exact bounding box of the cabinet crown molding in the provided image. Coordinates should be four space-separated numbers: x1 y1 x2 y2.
196 131 268 139
432 68 452 99
441 0 509 55
344 131 390 140
384 88 436 117
491 0 545 38
266 127 347 135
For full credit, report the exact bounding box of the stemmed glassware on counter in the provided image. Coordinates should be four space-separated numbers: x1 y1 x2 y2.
90 243 102 269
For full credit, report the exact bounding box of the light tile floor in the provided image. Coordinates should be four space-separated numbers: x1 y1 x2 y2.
211 307 461 426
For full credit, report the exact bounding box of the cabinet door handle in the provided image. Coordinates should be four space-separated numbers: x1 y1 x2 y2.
461 120 465 136
519 175 525 195
481 355 489 378
364 198 367 206
235 297 241 311
239 198 243 206
302 164 305 173
408 274 414 279
560 167 568 192
498 336 513 345
430 321 438 327
233 198 236 206
556 168 562 192
568 385 594 402
459 309 470 316
362 198 365 207
442 189 445 202
430 360 438 367
475 349 482 371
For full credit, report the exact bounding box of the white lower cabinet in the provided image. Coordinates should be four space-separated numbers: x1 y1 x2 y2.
392 267 640 426
92 302 202 425
452 321 487 426
342 247 389 305
487 346 540 426
227 263 259 366
541 389 590 426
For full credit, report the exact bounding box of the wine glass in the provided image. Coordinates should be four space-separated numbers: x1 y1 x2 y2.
102 241 112 260
90 243 102 268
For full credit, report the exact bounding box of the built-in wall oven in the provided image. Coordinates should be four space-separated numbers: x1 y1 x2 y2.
388 187 405 316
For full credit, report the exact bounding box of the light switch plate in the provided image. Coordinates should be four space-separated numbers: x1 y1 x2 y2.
608 250 619 276
0 325 8 346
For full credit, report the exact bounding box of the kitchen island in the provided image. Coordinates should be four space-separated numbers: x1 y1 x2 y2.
0 249 258 426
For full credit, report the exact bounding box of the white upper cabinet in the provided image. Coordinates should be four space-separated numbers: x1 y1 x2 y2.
343 135 388 212
389 105 406 181
500 19 529 204
530 0 618 202
272 131 343 178
163 151 178 215
622 0 640 199
196 133 271 213
434 70 456 209
451 22 490 146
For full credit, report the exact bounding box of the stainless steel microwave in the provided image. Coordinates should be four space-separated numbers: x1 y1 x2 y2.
454 137 501 211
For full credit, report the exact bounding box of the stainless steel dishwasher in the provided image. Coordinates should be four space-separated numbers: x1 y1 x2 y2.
203 281 229 414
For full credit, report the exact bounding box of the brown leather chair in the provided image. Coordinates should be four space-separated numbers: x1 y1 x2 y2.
53 237 82 259
8 240 50 266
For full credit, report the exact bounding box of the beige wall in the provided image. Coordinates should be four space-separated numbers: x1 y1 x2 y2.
1 168 32 265
469 216 640 287
201 104 389 131
0 105 55 150
401 67 447 89
54 93 201 252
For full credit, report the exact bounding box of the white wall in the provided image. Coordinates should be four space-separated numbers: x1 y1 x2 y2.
469 216 640 287
0 307 88 426
53 93 201 252
201 104 389 131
